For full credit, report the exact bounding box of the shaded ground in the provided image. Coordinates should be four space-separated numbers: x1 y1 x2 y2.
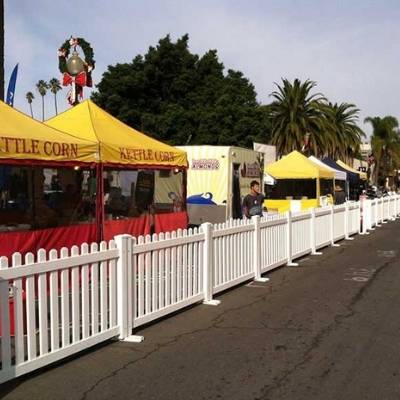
1 221 400 400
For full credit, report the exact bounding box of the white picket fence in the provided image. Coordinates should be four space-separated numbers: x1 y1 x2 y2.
0 197 398 383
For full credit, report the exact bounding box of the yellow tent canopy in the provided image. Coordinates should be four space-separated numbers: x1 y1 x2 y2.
0 100 98 163
336 160 367 180
266 151 334 179
46 100 187 168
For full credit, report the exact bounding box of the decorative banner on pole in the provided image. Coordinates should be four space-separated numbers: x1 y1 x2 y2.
58 37 95 106
6 63 19 107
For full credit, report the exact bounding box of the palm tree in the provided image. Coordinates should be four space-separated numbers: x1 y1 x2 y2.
49 77 62 115
25 91 34 118
36 80 49 121
322 102 365 161
269 79 328 157
364 116 400 186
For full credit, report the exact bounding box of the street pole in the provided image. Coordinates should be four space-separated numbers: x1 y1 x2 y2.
0 0 4 101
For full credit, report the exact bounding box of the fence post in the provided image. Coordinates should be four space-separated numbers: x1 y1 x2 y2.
344 202 354 240
375 200 380 227
202 222 220 306
252 215 269 282
330 205 340 247
115 234 144 342
286 211 298 266
382 199 387 223
310 208 322 255
360 199 369 235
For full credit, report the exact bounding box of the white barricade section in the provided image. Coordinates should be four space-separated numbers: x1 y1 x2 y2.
212 219 254 294
260 214 288 273
131 229 205 328
0 241 119 384
2 196 400 383
291 211 312 258
333 205 346 241
348 202 361 235
315 207 332 249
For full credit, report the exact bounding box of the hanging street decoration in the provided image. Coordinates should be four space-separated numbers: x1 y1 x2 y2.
58 37 95 106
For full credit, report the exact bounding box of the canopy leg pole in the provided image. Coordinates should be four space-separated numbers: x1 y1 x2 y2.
95 164 104 243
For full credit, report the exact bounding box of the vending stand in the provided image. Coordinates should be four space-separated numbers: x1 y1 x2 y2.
178 145 263 225
0 100 100 259
0 100 188 259
265 151 335 212
46 100 188 241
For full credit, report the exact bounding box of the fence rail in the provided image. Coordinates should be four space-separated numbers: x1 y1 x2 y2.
1 196 400 383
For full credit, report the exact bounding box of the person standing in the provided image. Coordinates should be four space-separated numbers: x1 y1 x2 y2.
242 180 266 218
334 185 346 205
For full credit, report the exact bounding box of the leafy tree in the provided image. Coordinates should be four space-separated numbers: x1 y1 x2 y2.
36 80 49 121
49 78 62 115
25 91 34 118
92 35 271 147
322 102 365 161
364 116 400 185
269 79 327 157
269 79 365 159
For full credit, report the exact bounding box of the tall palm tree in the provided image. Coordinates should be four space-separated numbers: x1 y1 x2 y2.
322 102 365 161
49 77 62 115
25 91 34 118
364 116 400 186
269 78 328 157
36 80 49 121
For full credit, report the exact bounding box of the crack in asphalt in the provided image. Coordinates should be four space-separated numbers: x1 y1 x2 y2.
257 257 395 400
79 244 394 400
79 295 271 400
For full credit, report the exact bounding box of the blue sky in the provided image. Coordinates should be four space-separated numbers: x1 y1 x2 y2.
4 0 400 135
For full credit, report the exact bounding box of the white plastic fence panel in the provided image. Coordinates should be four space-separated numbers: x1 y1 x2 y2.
132 229 205 328
0 241 120 384
212 219 254 294
260 214 288 273
291 211 312 258
348 202 360 235
315 207 332 249
333 205 346 240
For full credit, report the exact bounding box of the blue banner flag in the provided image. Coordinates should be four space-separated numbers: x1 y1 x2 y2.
6 64 19 107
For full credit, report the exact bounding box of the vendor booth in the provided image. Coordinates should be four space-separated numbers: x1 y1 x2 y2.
47 100 188 241
265 151 334 212
0 100 99 258
336 159 367 200
322 158 364 200
309 155 347 194
0 100 187 259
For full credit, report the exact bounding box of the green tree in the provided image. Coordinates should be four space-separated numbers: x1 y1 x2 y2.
364 116 400 185
25 91 34 118
92 34 271 147
49 77 62 115
269 79 327 157
36 80 49 121
322 102 365 161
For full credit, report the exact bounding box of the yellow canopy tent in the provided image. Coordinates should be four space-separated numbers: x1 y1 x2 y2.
46 100 187 168
0 100 98 164
336 160 367 180
47 100 188 240
265 151 335 212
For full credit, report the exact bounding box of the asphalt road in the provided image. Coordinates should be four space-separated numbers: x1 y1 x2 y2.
2 220 400 400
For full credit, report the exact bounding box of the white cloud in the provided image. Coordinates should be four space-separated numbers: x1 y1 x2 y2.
4 0 400 137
